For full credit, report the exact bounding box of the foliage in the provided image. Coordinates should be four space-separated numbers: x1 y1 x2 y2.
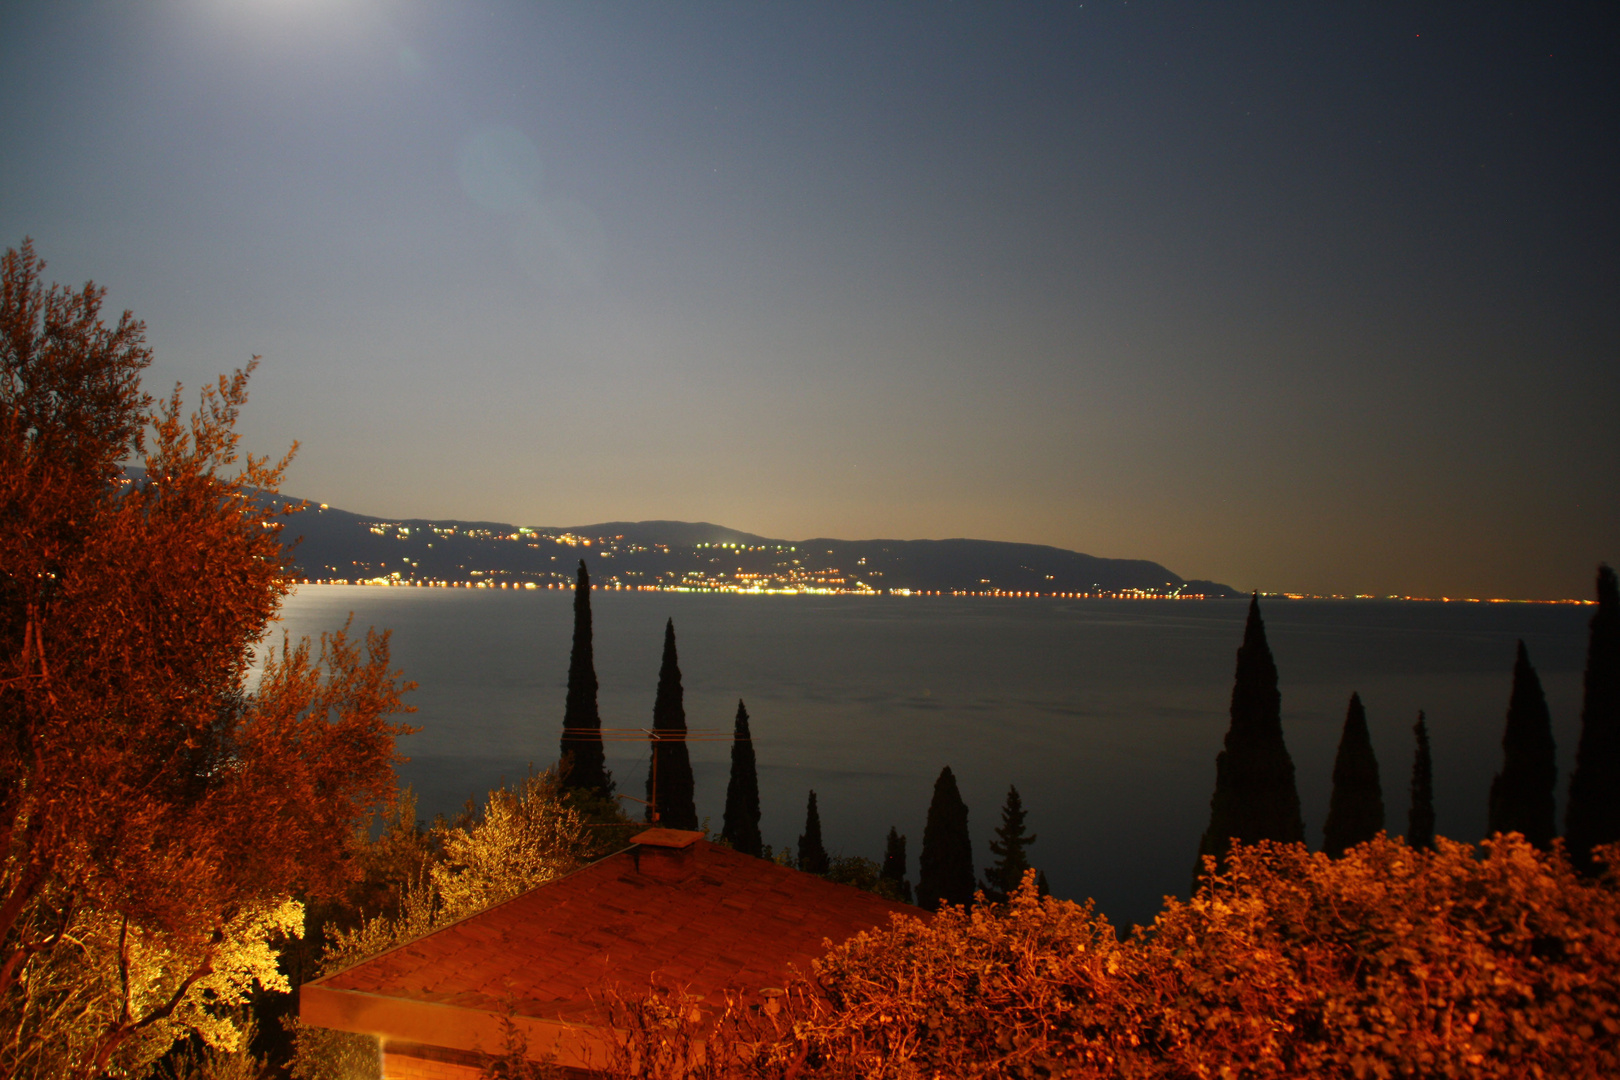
918 766 974 911
721 699 763 857
430 768 588 919
1143 836 1620 1079
266 784 437 1068
152 1010 270 1080
759 844 797 869
647 619 697 829
599 983 807 1080
798 791 830 875
476 1011 564 1080
286 1019 378 1080
3 894 298 1079
0 242 412 1077
340 787 438 939
564 785 644 864
822 856 906 903
560 559 611 798
1567 564 1620 872
605 835 1620 1079
1322 692 1384 857
284 857 439 1079
1489 641 1558 848
983 784 1037 903
288 767 594 1080
1408 711 1436 850
1196 594 1304 883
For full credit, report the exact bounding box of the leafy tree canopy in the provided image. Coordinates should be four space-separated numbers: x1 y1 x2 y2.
624 836 1620 1079
0 241 414 1077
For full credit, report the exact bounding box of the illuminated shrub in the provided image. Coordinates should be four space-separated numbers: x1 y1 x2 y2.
609 835 1620 1078
1137 835 1620 1079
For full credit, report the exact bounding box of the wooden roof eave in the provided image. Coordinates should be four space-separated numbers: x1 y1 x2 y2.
300 981 622 1073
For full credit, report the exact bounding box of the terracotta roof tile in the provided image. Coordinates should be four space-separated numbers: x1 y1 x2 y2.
314 838 918 1028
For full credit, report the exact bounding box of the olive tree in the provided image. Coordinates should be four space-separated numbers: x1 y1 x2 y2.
0 241 413 1077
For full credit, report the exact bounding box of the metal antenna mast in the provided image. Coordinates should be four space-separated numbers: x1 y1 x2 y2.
561 726 746 825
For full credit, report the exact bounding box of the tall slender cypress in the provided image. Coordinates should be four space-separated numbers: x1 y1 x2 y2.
1488 641 1557 849
1566 564 1620 872
797 790 829 874
1322 692 1385 857
881 826 913 903
918 765 975 911
646 619 697 829
982 784 1037 902
560 560 611 797
721 699 762 856
1195 595 1305 885
1408 712 1436 851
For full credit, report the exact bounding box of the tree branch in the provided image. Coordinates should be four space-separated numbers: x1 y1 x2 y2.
85 927 222 1079
0 854 51 997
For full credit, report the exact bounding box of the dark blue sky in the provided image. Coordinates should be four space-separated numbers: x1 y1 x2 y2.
2 2 1614 598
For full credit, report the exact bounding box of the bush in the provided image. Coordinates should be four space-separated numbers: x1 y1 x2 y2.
605 834 1620 1079
287 767 600 1080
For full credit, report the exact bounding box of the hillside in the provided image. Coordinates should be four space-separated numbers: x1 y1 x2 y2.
268 496 1239 598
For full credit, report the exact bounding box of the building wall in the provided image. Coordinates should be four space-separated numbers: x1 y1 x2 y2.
383 1048 485 1080
383 1042 599 1080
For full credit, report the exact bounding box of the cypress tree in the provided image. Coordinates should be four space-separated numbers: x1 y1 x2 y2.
559 560 611 797
982 784 1037 902
881 826 913 903
917 765 975 911
1487 641 1557 849
797 790 829 874
1408 712 1436 851
1195 595 1305 885
1566 564 1620 873
721 699 763 856
646 619 697 830
1321 692 1385 857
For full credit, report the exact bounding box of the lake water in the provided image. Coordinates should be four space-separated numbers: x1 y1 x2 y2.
268 586 1593 929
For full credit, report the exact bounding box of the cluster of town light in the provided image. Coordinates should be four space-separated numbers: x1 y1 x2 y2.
296 575 1224 599
315 516 1593 601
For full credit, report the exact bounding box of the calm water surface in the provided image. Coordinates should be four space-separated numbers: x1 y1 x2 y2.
267 587 1591 928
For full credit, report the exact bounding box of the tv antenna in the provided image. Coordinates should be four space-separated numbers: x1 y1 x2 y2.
562 726 745 824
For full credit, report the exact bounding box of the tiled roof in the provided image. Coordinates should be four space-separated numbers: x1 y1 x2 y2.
310 836 919 1031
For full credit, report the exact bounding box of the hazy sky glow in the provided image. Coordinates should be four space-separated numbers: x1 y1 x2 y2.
2 2 1614 598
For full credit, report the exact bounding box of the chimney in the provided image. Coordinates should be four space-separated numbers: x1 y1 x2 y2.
630 829 703 883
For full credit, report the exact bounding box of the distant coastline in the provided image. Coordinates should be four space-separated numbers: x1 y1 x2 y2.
286 580 1592 604
261 488 1245 599
288 578 1229 599
115 469 1591 604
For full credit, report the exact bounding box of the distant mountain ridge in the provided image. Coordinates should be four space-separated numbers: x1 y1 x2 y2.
256 492 1239 598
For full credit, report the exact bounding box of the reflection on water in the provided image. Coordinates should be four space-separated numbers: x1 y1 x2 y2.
267 587 1589 928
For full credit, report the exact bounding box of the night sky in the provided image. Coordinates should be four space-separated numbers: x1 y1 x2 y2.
2 3 1614 599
